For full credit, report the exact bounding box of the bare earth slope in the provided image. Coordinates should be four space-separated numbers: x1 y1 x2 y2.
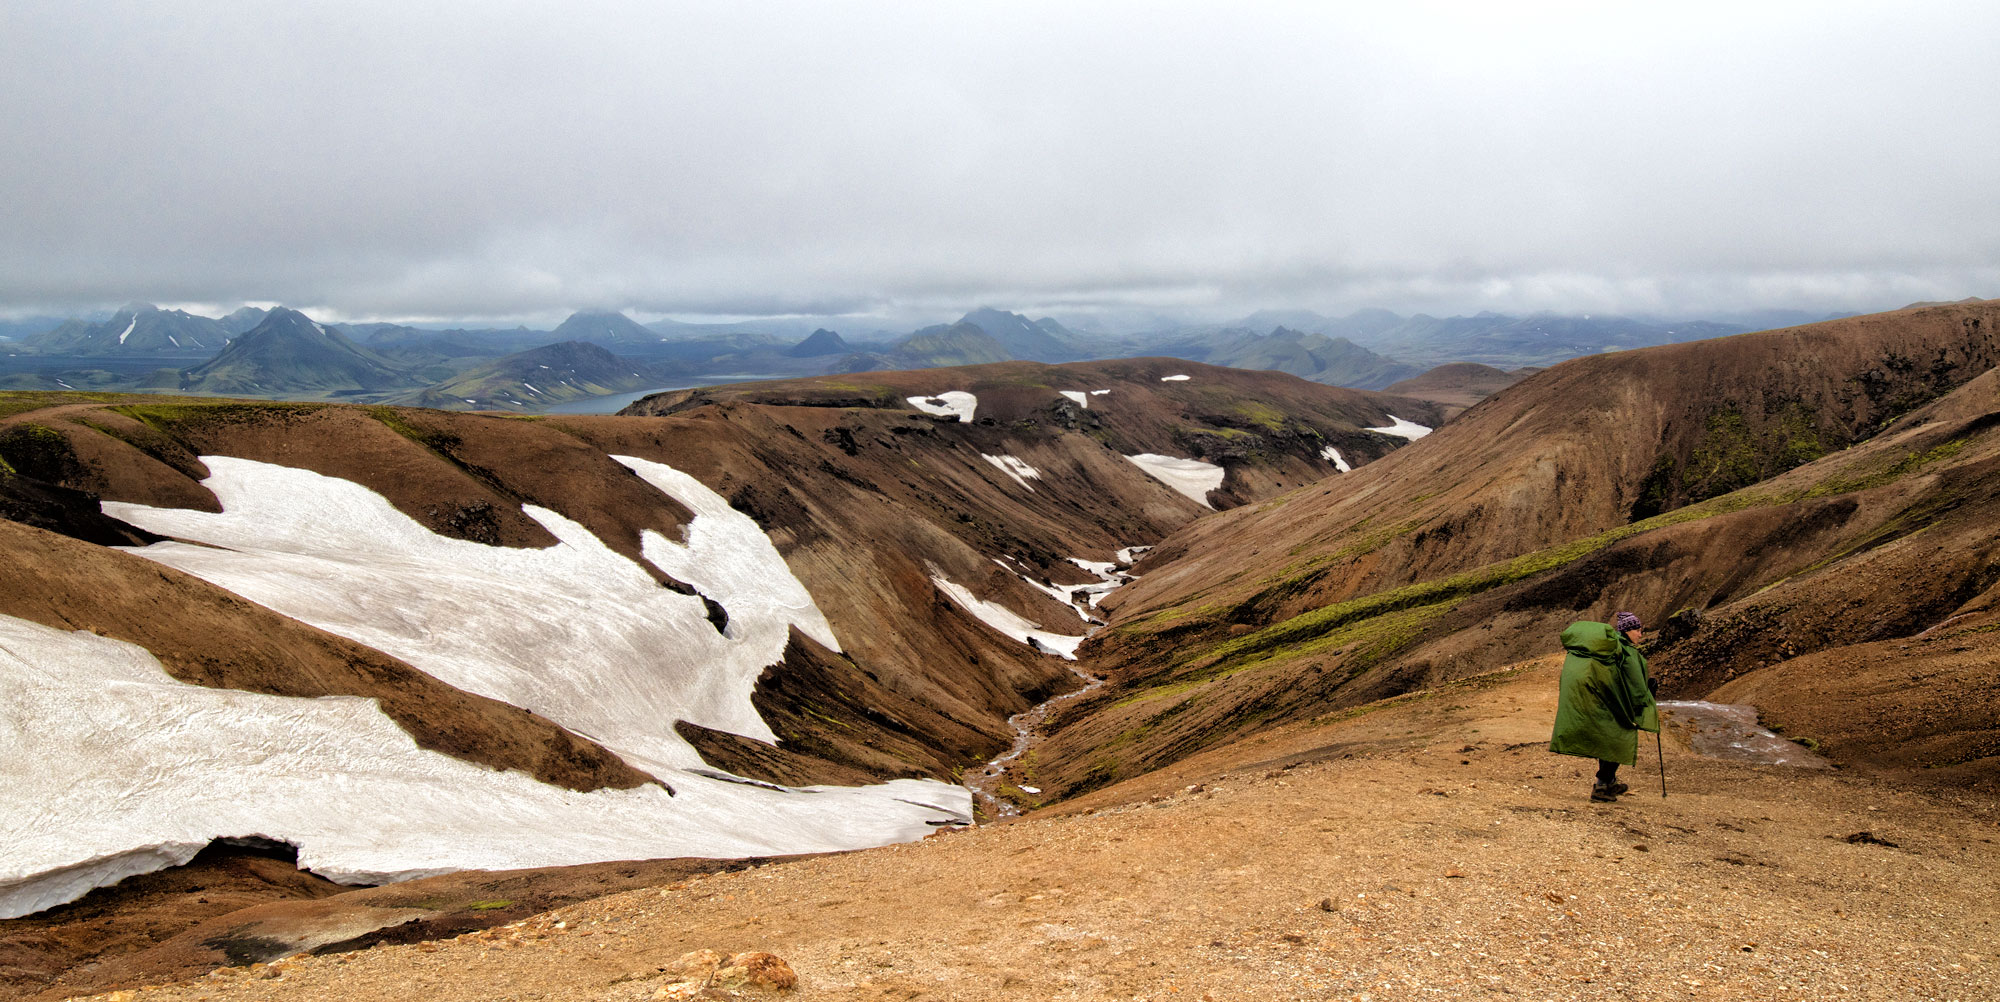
63 661 1998 1002
1383 362 1534 419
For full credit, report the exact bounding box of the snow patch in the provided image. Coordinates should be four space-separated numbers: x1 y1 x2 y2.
930 573 1082 659
116 316 137 345
981 454 1040 491
1124 454 1224 509
1160 374 1191 382
1065 557 1137 607
999 560 1095 623
906 391 976 422
1365 415 1431 440
1321 446 1351 472
1091 389 1110 396
1058 390 1088 407
0 614 963 919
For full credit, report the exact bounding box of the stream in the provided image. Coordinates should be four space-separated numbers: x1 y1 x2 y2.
1658 700 1833 768
963 548 1148 819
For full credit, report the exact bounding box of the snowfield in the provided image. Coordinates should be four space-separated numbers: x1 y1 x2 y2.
1160 374 1191 382
1365 415 1432 440
1058 389 1111 408
1321 446 1352 472
0 455 974 916
0 615 964 920
906 391 977 422
930 573 1083 659
1124 453 1225 509
103 455 836 765
981 453 1041 491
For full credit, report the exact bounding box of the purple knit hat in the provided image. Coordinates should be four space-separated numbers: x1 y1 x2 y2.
1614 611 1643 633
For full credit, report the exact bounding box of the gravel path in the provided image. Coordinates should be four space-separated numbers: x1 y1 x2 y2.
74 659 1998 1002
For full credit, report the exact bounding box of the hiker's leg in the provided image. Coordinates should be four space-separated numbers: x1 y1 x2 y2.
1597 760 1619 784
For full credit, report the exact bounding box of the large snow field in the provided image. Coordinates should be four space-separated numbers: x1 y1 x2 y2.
906 391 977 422
104 455 834 770
0 615 963 920
0 454 978 915
930 573 1083 659
1123 453 1225 509
1365 415 1432 440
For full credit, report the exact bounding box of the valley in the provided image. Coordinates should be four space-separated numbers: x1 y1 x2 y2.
2 301 1997 1000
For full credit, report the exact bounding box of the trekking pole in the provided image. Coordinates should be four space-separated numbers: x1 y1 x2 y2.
1657 729 1668 798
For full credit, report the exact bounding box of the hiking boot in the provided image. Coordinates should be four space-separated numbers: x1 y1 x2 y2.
1590 782 1621 802
1606 781 1629 797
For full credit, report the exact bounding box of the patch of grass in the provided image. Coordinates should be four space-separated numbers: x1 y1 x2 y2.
0 423 76 481
113 399 324 432
465 899 514 911
0 390 134 419
1171 488 1779 687
1796 436 1969 500
1232 400 1288 431
1198 425 1257 440
1117 599 1457 708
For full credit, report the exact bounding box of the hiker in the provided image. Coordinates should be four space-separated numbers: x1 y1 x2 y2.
1549 611 1659 802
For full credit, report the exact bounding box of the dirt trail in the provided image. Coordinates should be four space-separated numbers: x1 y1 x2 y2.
67 659 1998 1002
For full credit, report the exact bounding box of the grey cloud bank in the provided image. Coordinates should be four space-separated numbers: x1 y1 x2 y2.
3 1 1996 325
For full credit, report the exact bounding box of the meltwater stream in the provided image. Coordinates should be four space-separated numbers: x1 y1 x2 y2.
963 548 1149 819
1658 700 1833 768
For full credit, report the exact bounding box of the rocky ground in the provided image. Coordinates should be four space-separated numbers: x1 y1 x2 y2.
57 657 1997 1002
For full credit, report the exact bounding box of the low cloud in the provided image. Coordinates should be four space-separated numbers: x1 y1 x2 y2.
3 1 1995 323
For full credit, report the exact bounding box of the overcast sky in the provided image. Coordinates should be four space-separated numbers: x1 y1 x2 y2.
4 0 1997 326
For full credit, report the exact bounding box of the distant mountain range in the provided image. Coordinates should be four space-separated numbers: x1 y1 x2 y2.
1146 326 1421 391
178 308 412 396
0 298 1897 408
395 340 665 411
24 303 230 356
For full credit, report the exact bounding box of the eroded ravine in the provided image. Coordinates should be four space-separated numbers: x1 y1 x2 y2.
964 549 1147 818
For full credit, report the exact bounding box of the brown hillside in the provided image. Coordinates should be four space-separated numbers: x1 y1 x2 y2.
1383 361 1532 418
624 358 1446 507
1028 303 2000 798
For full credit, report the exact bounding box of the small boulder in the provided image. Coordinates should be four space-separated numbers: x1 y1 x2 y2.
715 952 797 991
653 948 796 998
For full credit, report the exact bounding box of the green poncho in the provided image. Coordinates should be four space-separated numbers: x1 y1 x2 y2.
1549 620 1659 765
